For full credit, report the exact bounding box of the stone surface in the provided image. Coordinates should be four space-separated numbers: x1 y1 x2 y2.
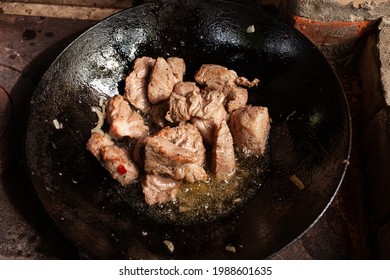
0 14 97 259
378 18 390 106
291 0 390 21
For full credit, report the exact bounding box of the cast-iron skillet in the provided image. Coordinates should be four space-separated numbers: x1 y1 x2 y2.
25 0 351 259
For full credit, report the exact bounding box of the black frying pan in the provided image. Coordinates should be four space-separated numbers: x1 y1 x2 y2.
25 0 351 259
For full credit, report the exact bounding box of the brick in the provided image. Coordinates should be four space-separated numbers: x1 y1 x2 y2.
293 15 371 48
363 107 390 222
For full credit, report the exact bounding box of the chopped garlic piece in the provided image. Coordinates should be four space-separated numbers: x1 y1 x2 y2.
53 119 63 129
246 25 255 33
225 244 236 253
163 240 174 253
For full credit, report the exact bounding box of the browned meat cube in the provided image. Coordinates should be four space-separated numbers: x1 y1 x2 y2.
165 92 192 123
195 64 251 113
194 64 238 87
106 95 149 140
86 131 114 158
190 90 228 145
142 174 181 205
165 83 227 144
201 90 226 120
167 57 186 84
144 123 207 183
155 123 206 156
165 82 203 123
229 105 270 155
124 56 155 113
148 57 176 104
212 120 236 181
86 132 139 186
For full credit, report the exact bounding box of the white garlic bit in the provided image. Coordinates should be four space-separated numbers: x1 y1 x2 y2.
163 240 175 253
225 244 236 253
246 25 255 33
53 119 63 129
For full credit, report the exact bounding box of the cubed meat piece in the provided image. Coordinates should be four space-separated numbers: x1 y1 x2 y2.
86 132 139 186
148 57 176 104
144 123 207 183
195 64 250 113
142 174 181 205
229 106 270 155
212 120 236 181
165 82 203 123
194 64 238 87
167 57 186 84
155 123 206 156
190 90 228 145
86 131 114 158
124 56 155 113
106 95 149 140
201 90 226 120
166 84 227 144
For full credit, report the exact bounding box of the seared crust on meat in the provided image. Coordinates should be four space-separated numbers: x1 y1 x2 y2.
194 64 237 86
144 123 207 183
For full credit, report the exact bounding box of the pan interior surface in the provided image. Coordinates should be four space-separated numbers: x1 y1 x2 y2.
25 0 351 259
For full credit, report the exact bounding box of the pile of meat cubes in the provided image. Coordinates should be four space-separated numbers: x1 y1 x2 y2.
87 57 270 205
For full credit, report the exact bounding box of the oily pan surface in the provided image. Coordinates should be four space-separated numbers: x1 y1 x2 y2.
25 0 351 259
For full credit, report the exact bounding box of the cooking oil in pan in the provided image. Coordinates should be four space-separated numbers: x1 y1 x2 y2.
123 146 269 225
